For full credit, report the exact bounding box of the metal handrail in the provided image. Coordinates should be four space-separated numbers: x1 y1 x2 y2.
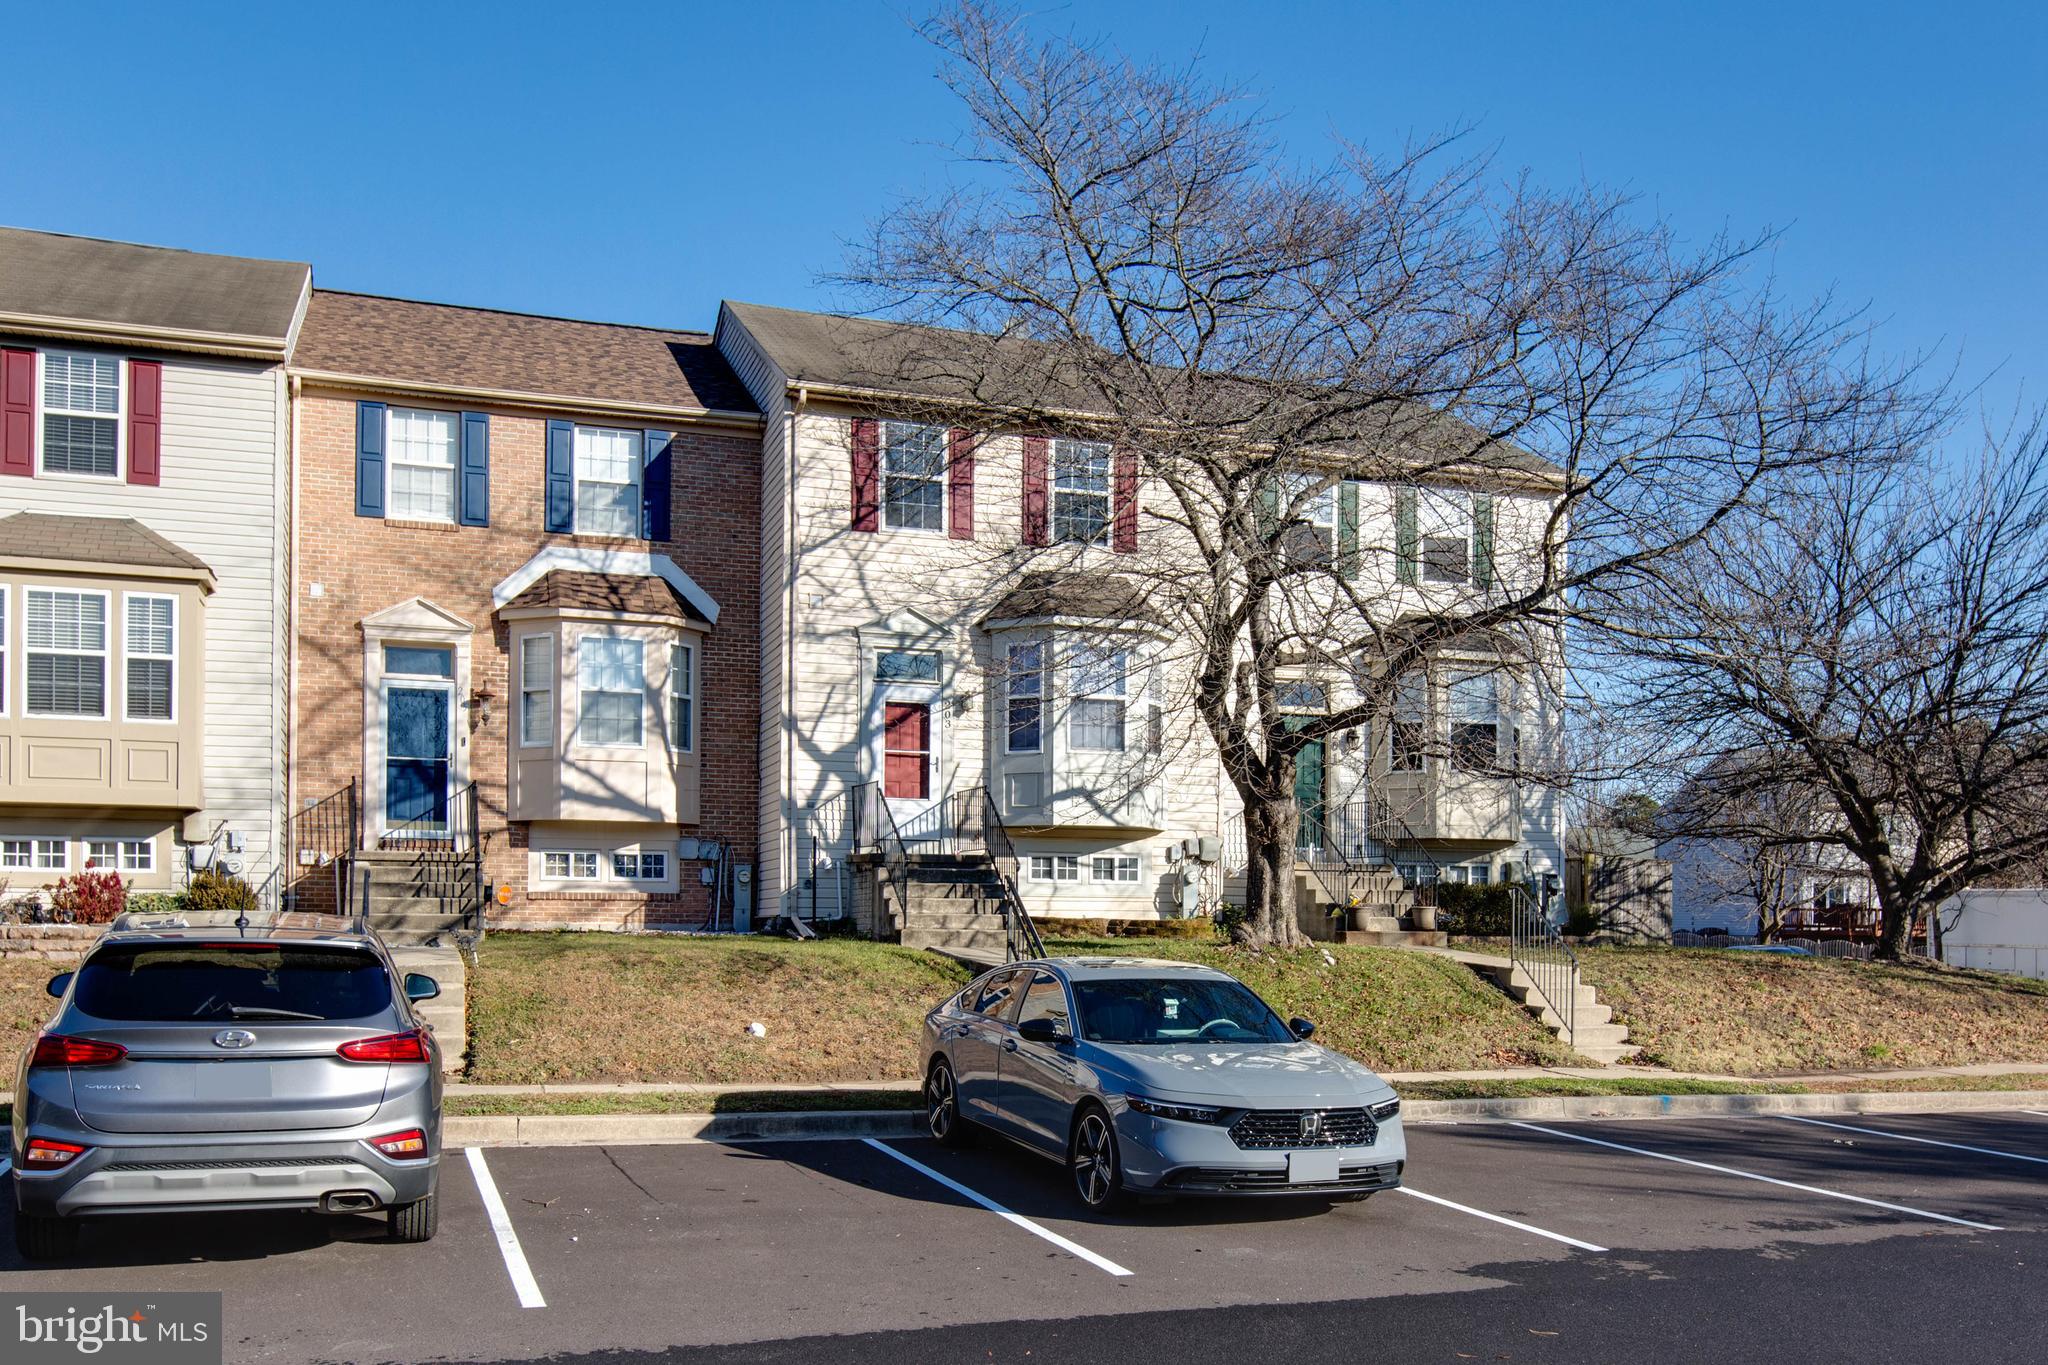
952 784 1046 962
285 778 358 918
382 780 477 852
1508 882 1577 1048
855 783 915 935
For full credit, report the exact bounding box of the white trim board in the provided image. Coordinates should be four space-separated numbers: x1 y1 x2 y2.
490 547 720 626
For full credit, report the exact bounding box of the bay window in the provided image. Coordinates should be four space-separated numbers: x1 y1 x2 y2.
387 407 459 522
124 594 175 720
26 589 108 717
573 426 644 537
1448 670 1499 770
40 351 121 478
1005 641 1043 753
1053 440 1112 544
882 421 947 532
1389 671 1427 771
578 636 644 747
1067 642 1128 751
519 635 553 747
670 641 694 751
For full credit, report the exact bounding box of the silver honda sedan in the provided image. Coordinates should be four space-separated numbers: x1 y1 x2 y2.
10 912 443 1259
919 956 1405 1210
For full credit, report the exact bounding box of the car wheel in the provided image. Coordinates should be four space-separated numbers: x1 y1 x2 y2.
926 1059 971 1148
388 1191 437 1243
14 1211 79 1261
1069 1105 1129 1213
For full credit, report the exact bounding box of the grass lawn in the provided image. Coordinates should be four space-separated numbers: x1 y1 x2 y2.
446 1088 925 1117
1576 946 2048 1075
465 933 973 1085
1043 936 1576 1070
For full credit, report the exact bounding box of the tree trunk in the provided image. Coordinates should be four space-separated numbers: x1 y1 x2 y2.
1873 884 1917 962
1238 794 1307 948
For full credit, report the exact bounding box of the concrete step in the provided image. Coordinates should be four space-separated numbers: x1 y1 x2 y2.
902 926 1011 954
904 911 1010 932
1574 1043 1642 1065
1339 929 1449 948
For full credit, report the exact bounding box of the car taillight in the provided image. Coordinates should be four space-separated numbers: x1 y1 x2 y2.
336 1030 430 1064
23 1138 89 1167
29 1035 128 1068
367 1128 428 1158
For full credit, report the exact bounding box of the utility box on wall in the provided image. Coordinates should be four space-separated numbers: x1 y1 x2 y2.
733 864 754 932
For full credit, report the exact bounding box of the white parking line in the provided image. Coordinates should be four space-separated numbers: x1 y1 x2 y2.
1394 1186 1607 1252
0 1158 9 1177
466 1147 547 1308
861 1138 1133 1277
1778 1114 2048 1166
1511 1123 2002 1231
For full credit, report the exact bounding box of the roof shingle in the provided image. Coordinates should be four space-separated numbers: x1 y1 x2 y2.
499 570 708 624
0 513 213 579
0 227 307 346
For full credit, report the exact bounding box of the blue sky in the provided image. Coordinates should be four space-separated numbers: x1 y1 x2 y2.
3 1 2039 416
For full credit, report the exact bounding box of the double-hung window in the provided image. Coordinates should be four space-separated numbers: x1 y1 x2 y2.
40 351 121 478
670 641 694 751
1448 670 1499 770
26 589 108 717
1067 643 1127 751
573 426 644 537
1052 440 1112 545
386 408 459 522
518 636 553 747
882 421 947 532
578 637 644 747
124 594 175 720
1284 474 1337 564
1389 671 1427 771
86 838 155 873
1419 489 1473 584
1005 641 1043 753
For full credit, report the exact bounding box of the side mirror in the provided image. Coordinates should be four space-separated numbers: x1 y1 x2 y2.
46 971 74 1000
1289 1016 1315 1040
1018 1017 1069 1045
403 973 441 1002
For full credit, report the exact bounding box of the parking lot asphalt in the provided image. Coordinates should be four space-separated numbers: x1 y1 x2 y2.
5 1108 2047 1363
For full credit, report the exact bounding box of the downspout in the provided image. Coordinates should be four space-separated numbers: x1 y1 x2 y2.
782 385 807 916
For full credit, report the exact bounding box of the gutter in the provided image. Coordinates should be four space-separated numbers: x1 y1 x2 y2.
0 310 292 361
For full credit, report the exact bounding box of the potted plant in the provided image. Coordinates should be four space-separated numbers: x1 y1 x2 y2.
1409 895 1438 932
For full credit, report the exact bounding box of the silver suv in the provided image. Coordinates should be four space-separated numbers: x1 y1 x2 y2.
10 911 444 1259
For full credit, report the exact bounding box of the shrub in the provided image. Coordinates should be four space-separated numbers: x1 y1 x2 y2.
1435 883 1514 936
125 891 186 918
185 868 259 914
1564 902 1603 938
51 869 127 924
1214 902 1249 940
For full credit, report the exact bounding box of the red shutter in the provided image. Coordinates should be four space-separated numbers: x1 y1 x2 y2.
127 359 162 486
0 348 33 478
1112 448 1138 552
948 427 975 540
1021 435 1049 547
850 417 880 532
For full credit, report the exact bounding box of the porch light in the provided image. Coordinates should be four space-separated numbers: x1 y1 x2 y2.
468 687 496 729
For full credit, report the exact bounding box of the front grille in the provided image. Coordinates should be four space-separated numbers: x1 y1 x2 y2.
1229 1107 1377 1150
103 1157 357 1172
1167 1161 1402 1192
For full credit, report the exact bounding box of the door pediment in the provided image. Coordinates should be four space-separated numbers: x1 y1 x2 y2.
361 596 472 639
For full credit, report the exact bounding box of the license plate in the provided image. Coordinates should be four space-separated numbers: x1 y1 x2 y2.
1288 1150 1341 1184
196 1063 274 1101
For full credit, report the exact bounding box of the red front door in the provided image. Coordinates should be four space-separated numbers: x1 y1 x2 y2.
882 701 931 799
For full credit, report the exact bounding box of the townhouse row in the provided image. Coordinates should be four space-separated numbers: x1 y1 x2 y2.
0 226 1564 933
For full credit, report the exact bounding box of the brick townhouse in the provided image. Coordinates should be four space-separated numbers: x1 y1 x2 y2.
286 291 763 933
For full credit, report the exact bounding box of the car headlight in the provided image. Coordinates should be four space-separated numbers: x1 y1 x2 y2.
1369 1097 1401 1122
1125 1095 1223 1124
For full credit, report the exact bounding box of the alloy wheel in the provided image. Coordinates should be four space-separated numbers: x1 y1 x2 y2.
1071 1111 1118 1208
926 1064 958 1140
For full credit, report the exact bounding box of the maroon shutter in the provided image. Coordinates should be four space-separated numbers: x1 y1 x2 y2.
1021 435 1049 546
127 359 162 486
948 427 975 540
850 417 880 532
0 348 33 478
1112 448 1138 552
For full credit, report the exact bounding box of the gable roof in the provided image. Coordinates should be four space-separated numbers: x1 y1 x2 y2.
980 572 1161 628
296 291 758 421
0 226 309 357
499 570 709 625
0 512 213 584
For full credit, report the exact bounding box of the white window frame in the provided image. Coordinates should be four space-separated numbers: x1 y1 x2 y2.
1 837 69 872
670 639 694 753
1090 854 1142 883
1052 439 1112 545
1004 640 1044 755
518 634 554 748
1418 488 1474 585
612 850 670 881
1028 854 1081 883
1284 473 1337 561
572 425 645 537
577 634 645 749
1066 642 1128 752
123 592 177 723
1447 669 1500 772
25 586 111 720
1390 670 1428 772
880 420 948 534
36 348 124 481
385 406 461 524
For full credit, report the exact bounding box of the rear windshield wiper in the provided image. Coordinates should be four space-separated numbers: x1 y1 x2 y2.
215 1005 325 1021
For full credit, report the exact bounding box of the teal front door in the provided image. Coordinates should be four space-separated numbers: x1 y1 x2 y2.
1287 719 1326 853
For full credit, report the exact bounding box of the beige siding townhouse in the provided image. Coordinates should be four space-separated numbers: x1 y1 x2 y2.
0 228 308 898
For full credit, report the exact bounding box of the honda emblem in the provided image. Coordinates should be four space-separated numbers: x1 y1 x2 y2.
1299 1110 1324 1143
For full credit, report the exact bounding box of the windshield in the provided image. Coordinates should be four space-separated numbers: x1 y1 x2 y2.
72 943 393 1022
1074 977 1293 1045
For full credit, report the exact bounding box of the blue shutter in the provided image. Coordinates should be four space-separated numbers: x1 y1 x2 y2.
459 411 491 527
643 428 673 541
545 419 575 533
354 401 387 518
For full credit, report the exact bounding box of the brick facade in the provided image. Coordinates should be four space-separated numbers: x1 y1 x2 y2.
291 388 760 929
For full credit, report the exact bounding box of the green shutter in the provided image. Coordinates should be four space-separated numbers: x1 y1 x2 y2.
1337 480 1360 580
1255 478 1280 541
1472 493 1494 588
1395 486 1419 585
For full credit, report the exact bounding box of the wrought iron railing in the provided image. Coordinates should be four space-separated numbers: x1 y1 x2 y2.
285 778 359 919
380 780 479 852
380 782 485 945
952 784 1046 962
1509 882 1577 1048
854 782 915 935
793 787 859 922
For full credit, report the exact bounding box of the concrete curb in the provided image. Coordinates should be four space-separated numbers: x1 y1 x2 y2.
442 1090 2048 1147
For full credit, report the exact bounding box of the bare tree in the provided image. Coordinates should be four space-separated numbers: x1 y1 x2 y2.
1596 423 2048 959
834 3 1937 946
